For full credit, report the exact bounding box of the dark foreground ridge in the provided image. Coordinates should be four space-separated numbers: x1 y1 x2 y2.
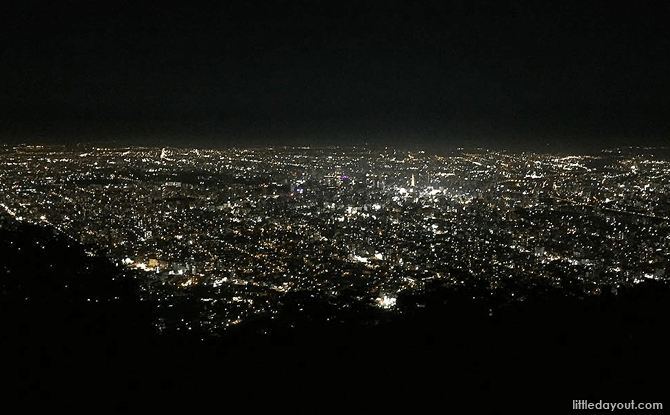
2 219 668 411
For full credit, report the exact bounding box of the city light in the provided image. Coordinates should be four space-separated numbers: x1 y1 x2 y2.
0 144 668 333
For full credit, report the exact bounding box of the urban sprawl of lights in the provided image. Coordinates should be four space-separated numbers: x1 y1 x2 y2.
1 144 668 333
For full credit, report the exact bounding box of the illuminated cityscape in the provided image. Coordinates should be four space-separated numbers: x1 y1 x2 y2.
3 0 670 410
2 144 668 334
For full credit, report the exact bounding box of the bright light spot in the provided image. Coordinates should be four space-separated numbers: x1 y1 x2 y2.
212 277 227 288
352 255 368 263
130 262 153 272
376 295 397 309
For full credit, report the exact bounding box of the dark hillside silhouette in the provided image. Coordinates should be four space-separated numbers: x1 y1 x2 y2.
2 216 668 410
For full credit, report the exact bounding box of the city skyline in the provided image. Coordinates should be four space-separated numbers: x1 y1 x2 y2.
2 1 669 408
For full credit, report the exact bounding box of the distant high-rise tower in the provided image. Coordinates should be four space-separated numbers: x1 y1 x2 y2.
411 173 416 187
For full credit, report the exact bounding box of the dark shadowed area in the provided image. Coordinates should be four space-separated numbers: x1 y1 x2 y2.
2 215 668 411
1 1 669 151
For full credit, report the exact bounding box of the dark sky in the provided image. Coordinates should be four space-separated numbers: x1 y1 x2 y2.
2 0 669 150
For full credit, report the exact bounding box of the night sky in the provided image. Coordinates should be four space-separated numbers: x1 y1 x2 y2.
2 1 669 151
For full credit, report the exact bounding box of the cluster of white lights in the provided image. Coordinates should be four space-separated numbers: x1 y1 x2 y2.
376 295 397 309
